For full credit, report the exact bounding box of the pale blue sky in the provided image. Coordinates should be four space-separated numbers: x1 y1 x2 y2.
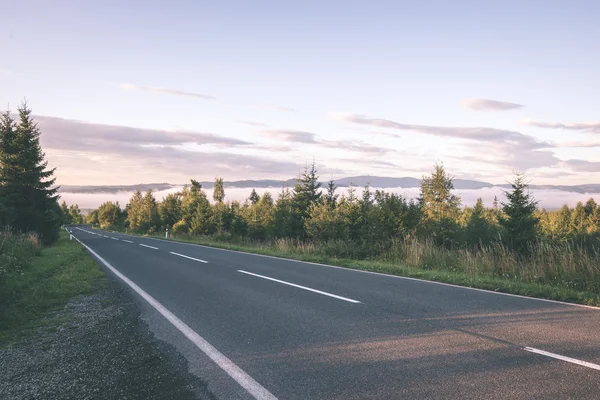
1 0 599 185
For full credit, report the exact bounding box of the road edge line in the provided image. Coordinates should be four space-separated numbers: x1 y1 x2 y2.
68 230 278 400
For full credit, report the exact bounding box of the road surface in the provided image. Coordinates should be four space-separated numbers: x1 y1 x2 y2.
69 226 600 399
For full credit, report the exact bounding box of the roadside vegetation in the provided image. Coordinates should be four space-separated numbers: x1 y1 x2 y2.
0 103 103 345
0 230 105 345
83 163 600 306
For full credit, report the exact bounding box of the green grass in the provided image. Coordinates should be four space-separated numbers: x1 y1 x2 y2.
101 227 600 307
0 231 106 346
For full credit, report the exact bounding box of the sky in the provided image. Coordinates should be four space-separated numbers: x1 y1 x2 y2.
1 0 600 186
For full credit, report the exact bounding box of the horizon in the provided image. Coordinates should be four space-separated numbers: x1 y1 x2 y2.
2 1 600 187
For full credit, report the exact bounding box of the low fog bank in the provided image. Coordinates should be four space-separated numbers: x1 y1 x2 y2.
60 186 600 212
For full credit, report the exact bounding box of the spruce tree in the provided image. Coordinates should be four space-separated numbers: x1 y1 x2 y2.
60 200 72 224
249 188 260 205
0 103 61 243
325 179 338 209
290 162 322 237
498 173 538 252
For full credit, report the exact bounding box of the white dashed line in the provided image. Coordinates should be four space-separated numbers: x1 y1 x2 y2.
140 243 158 250
170 252 208 264
122 240 134 243
523 347 600 371
237 270 361 304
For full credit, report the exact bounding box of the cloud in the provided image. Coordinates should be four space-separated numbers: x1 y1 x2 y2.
319 140 390 154
333 113 548 149
236 120 268 127
261 129 317 143
555 140 600 148
0 69 10 75
121 83 216 101
523 120 600 134
33 116 304 182
35 115 250 151
563 159 600 172
461 98 524 111
34 116 301 184
333 112 557 170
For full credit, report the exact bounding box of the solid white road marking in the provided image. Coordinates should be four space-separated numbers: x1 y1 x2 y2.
170 252 208 264
238 270 361 304
122 240 134 243
140 243 159 250
69 234 277 400
523 347 600 371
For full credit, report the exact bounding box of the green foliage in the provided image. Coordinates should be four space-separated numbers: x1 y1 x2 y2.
290 162 322 238
86 209 99 225
97 201 123 229
0 231 105 345
325 180 338 208
419 163 461 246
499 173 539 252
159 193 182 230
248 189 260 205
0 103 61 244
213 177 225 203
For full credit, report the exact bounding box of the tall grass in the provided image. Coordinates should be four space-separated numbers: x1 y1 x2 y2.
169 232 600 294
0 229 42 284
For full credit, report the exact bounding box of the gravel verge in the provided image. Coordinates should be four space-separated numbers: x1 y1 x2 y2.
0 279 217 400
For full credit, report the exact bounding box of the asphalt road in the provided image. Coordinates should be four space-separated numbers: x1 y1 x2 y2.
69 226 600 399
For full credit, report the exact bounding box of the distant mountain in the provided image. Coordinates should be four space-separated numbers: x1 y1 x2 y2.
57 177 600 194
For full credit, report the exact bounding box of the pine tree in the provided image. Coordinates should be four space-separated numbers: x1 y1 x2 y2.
290 162 322 237
248 188 260 205
466 198 493 247
0 103 61 243
60 200 72 224
584 198 597 216
325 180 338 209
498 173 538 252
273 186 294 237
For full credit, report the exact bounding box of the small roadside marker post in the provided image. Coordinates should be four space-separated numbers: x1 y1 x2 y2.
165 228 169 239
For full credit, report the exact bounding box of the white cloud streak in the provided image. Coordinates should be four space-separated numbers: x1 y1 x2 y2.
523 120 600 134
461 98 524 111
121 83 216 100
261 129 317 143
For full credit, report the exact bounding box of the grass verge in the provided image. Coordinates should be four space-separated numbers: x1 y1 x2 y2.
0 231 105 346
100 227 600 308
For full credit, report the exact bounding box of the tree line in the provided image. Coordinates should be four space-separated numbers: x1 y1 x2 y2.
80 162 600 259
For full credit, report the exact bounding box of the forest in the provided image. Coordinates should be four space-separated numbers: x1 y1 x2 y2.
72 163 600 296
